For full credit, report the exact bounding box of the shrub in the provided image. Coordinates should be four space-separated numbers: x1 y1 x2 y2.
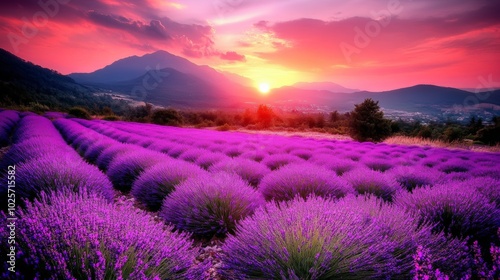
194 152 230 169
219 196 470 279
395 183 500 245
13 115 61 143
290 148 313 160
167 144 191 158
96 143 137 171
209 158 271 187
261 153 304 170
470 166 500 180
361 158 394 172
454 177 500 208
131 161 207 211
349 98 392 142
239 150 268 162
342 167 400 201
102 115 120 121
178 148 208 163
160 172 265 238
68 106 91 120
0 156 114 210
259 163 354 202
83 140 116 163
0 190 197 279
437 159 471 174
106 150 168 192
223 146 243 157
387 165 445 191
151 108 182 126
0 137 77 171
309 155 358 176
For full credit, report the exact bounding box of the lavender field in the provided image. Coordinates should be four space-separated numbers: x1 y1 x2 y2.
1 109 500 279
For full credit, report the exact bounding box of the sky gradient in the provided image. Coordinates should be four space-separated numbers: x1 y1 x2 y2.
1 0 499 91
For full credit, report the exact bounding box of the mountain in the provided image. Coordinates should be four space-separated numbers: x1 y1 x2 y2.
266 84 500 113
0 48 124 111
98 67 242 108
293 82 360 93
69 50 243 88
69 50 258 107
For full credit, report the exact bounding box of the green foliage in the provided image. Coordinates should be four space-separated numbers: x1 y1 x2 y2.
102 115 120 121
441 126 464 142
349 98 392 142
476 126 500 145
151 108 182 126
68 107 91 120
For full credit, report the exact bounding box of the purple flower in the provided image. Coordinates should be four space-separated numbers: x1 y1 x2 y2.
0 189 197 279
209 158 271 187
160 172 265 237
395 182 500 244
342 167 401 201
107 149 169 192
131 160 208 211
259 163 354 202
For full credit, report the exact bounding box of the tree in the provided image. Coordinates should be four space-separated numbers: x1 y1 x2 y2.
151 108 182 126
348 98 391 142
257 104 273 128
68 106 91 120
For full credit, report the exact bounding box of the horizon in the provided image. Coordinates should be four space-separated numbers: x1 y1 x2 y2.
1 1 499 91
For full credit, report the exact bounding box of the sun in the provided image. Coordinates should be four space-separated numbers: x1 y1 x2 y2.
258 83 270 94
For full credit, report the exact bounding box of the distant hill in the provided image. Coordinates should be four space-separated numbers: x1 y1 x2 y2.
0 48 125 111
267 84 500 113
99 67 243 108
293 82 360 93
69 50 258 108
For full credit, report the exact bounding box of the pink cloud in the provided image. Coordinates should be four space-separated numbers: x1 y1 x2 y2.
220 51 246 62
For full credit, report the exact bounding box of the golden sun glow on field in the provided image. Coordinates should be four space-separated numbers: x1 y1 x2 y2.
258 83 270 94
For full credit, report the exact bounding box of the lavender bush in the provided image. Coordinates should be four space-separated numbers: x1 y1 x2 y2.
309 155 357 176
131 160 207 211
261 153 305 170
395 183 500 244
1 156 114 210
0 136 78 170
0 190 198 279
239 150 268 162
12 115 60 143
220 196 468 279
160 172 265 237
387 165 446 191
194 152 230 169
0 110 19 146
259 163 354 202
342 167 400 201
95 143 138 171
106 150 168 192
209 158 271 187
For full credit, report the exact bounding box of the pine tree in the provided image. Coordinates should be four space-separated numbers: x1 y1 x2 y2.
349 98 391 142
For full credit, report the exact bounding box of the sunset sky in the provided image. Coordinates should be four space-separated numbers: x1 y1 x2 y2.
1 0 499 91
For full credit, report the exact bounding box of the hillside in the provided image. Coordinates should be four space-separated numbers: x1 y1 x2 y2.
0 48 127 112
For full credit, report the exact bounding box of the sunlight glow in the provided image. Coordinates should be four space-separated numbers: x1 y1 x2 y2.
258 83 271 94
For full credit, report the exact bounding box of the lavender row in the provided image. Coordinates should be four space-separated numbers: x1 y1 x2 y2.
54 118 263 238
0 189 202 279
0 110 19 147
0 116 114 210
